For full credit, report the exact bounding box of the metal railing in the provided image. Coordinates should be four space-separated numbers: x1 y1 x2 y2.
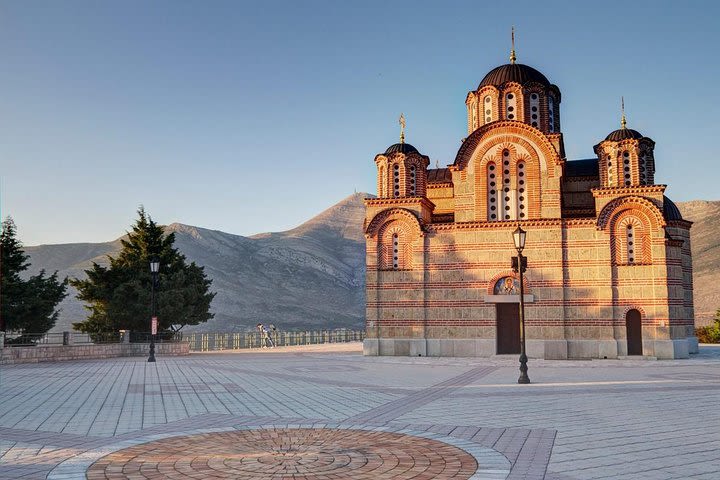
186 329 365 352
1 331 181 347
2 329 364 350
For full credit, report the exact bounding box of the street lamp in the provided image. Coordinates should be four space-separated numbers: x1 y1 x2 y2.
512 226 530 384
148 257 160 363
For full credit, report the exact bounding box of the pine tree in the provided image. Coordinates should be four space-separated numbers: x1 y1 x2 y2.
0 217 68 333
71 207 215 334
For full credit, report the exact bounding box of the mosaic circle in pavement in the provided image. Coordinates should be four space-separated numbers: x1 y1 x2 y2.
85 428 478 479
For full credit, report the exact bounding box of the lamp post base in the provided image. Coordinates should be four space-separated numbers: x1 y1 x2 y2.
148 338 156 363
518 352 530 384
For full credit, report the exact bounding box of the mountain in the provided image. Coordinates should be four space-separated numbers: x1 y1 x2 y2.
676 200 720 326
24 193 368 333
20 194 720 333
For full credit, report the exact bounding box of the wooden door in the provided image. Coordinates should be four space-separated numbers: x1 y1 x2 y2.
626 309 642 356
496 303 520 354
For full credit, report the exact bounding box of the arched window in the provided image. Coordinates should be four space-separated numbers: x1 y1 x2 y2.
410 165 416 195
517 161 526 219
502 150 513 220
548 96 556 132
392 233 400 269
393 163 400 197
378 165 386 197
626 224 636 263
506 93 517 120
487 162 497 220
623 151 631 186
606 154 613 187
639 151 648 185
614 217 647 265
483 95 493 124
529 93 540 128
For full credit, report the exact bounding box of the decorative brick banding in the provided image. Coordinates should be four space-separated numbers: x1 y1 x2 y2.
86 428 478 479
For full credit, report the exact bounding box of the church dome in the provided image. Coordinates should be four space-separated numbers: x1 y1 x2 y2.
605 128 644 142
478 63 551 89
663 196 683 221
385 143 419 155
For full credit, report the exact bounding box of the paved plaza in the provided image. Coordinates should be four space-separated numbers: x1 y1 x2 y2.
0 344 718 479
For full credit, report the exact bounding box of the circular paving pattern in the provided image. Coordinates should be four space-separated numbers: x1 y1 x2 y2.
86 428 478 479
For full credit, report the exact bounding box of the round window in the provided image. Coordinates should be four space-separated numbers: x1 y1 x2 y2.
507 93 514 100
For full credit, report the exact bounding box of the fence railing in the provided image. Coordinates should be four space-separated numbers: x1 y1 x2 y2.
2 331 126 346
185 329 365 352
2 329 365 351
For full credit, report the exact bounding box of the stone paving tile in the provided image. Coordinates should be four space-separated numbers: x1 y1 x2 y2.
0 345 719 479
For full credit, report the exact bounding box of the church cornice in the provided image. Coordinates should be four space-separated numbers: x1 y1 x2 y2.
425 218 595 232
427 182 453 188
591 185 666 197
364 197 436 210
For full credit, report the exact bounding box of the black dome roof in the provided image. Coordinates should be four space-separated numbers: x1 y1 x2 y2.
384 143 419 155
479 63 550 89
605 128 643 142
663 196 683 221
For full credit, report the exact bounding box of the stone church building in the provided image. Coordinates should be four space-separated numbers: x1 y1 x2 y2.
363 51 697 360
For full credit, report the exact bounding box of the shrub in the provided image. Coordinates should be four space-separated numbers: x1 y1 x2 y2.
696 321 720 344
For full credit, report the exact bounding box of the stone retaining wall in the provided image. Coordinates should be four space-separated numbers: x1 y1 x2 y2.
0 342 189 365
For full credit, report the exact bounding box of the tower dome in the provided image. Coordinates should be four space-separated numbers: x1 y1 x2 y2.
605 128 644 142
384 143 419 155
478 63 551 89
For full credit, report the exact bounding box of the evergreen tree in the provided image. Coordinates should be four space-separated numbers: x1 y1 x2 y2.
0 217 68 333
71 207 215 333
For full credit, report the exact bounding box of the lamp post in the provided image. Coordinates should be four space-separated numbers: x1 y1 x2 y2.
512 226 530 384
148 257 160 363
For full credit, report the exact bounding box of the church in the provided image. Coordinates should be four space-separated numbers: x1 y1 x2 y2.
363 43 697 360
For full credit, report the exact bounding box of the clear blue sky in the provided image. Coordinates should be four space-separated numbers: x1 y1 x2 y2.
1 0 718 245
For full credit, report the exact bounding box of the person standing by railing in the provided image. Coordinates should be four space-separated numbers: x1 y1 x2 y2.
257 323 275 348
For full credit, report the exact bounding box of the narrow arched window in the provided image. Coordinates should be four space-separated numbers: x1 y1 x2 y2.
639 151 647 185
606 155 613 187
517 161 526 219
487 162 497 220
548 96 556 132
483 95 493 124
393 164 400 197
529 93 540 128
506 93 517 120
410 165 416 195
626 224 635 264
623 151 631 186
502 150 513 220
392 233 400 269
378 165 386 197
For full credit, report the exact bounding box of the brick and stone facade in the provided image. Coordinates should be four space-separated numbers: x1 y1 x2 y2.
364 58 697 360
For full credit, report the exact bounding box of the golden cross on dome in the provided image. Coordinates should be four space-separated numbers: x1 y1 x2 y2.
510 26 516 64
621 96 627 129
399 113 406 144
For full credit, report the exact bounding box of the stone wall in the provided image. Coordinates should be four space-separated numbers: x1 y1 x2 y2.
0 342 189 365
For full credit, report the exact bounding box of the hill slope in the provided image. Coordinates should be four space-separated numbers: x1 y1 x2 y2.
676 200 720 325
25 193 368 332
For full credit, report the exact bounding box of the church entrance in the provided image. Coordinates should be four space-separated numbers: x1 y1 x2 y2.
496 303 520 354
626 309 643 355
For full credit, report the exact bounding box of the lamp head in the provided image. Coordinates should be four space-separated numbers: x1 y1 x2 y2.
512 226 526 252
149 257 160 274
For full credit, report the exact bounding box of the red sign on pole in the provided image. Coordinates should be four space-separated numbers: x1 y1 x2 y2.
151 317 158 335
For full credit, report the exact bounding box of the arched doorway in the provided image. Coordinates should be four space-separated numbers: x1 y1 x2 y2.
625 309 643 356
